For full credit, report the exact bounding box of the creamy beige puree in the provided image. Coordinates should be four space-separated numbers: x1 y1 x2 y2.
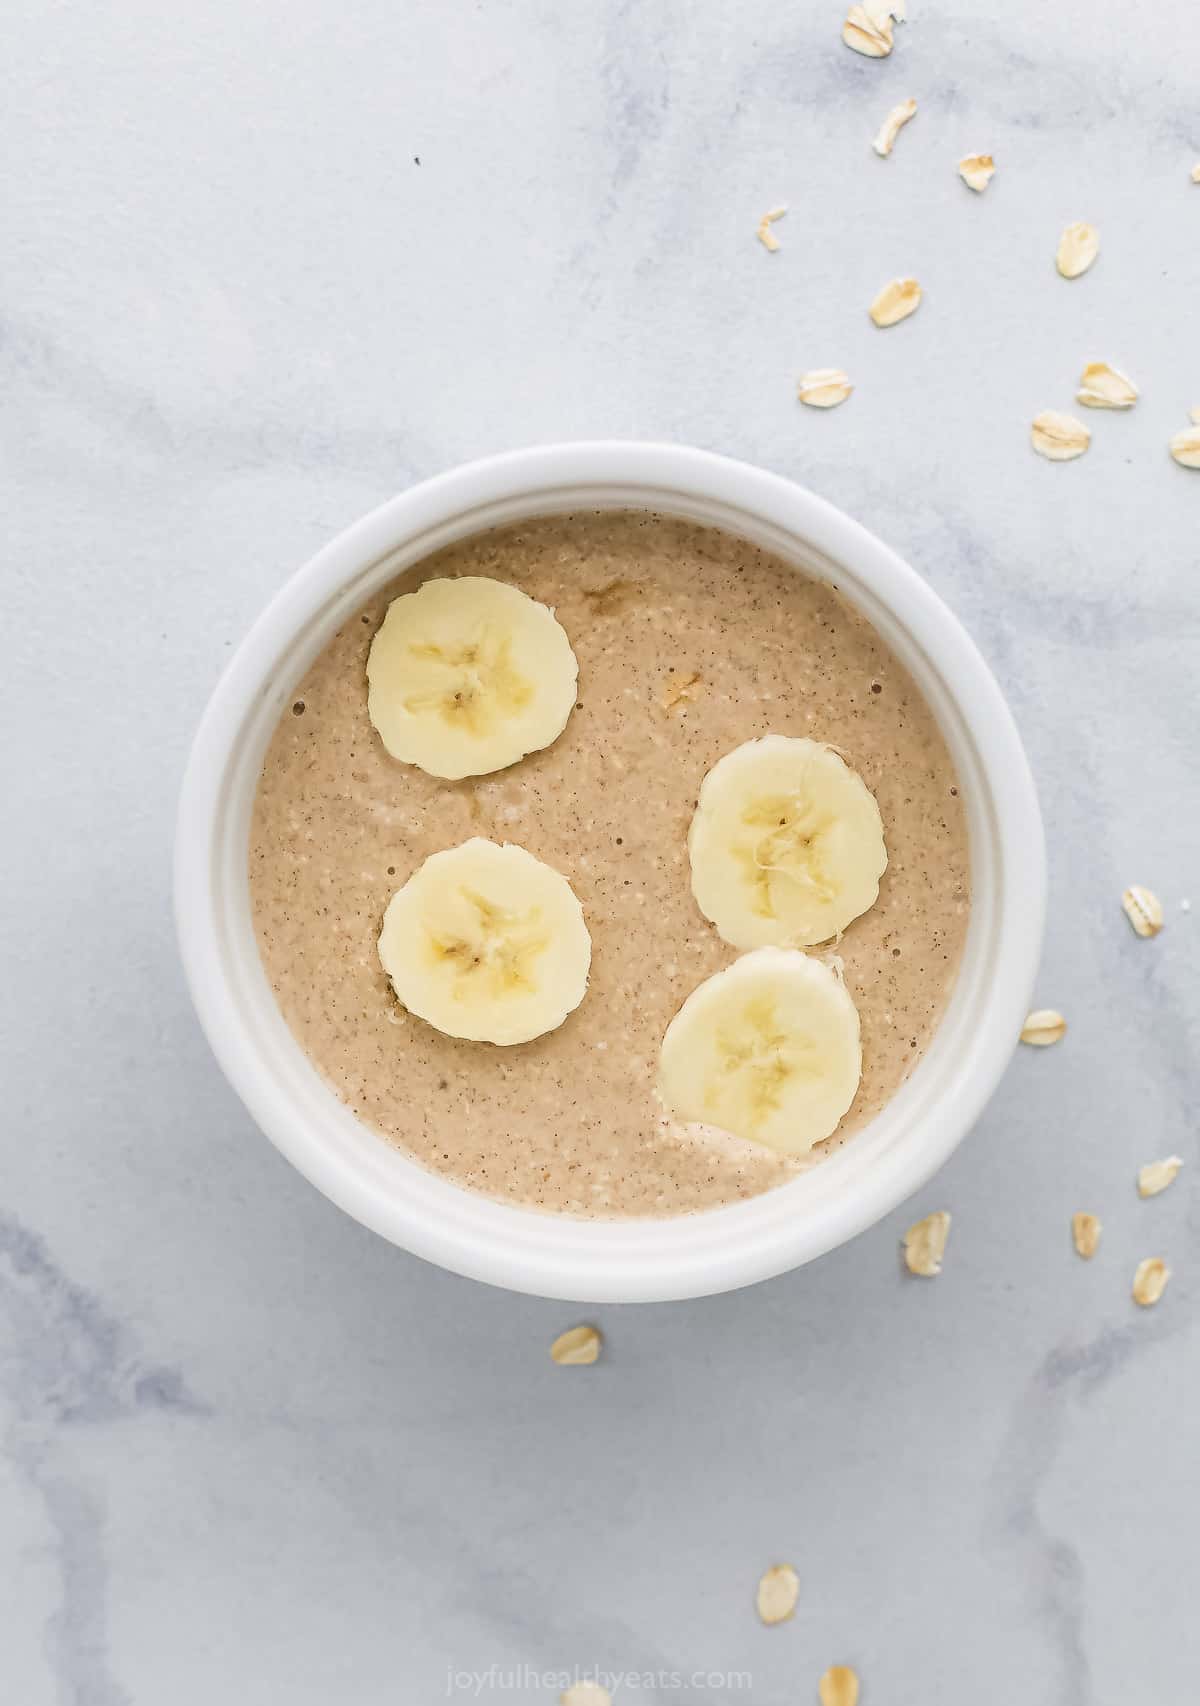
249 512 970 1218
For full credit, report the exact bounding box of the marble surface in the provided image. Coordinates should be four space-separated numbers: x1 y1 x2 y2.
3 1 1198 1700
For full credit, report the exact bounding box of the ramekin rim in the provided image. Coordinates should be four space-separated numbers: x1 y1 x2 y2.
174 441 1044 1302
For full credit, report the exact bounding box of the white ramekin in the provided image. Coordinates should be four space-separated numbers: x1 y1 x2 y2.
175 443 1044 1303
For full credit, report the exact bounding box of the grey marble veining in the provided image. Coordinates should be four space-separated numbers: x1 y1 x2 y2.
2 1 1198 1701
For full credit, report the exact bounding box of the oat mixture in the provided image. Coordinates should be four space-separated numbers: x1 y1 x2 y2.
249 512 970 1218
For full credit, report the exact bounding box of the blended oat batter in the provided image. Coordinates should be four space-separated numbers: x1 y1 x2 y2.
249 513 970 1218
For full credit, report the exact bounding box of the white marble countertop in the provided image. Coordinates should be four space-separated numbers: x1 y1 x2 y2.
3 2 1198 1701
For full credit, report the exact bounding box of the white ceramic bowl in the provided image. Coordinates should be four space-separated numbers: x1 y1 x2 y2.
175 443 1044 1302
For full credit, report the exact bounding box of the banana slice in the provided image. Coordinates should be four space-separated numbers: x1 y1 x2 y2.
378 838 591 1045
659 948 862 1154
367 576 578 779
688 736 887 948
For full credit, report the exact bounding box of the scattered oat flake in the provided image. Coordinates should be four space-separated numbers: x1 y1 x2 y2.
757 206 786 252
561 1686 611 1706
904 1210 950 1276
843 4 894 56
1138 1156 1183 1198
798 368 854 408
1072 1213 1102 1259
1020 1008 1067 1046
1133 1257 1170 1307
1056 221 1100 279
1077 362 1138 410
662 671 702 711
873 97 918 157
1031 411 1090 462
1122 884 1164 937
958 153 995 192
550 1324 602 1365
756 1563 800 1625
819 1666 861 1706
1192 163 1200 183
869 277 921 327
1170 425 1200 468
